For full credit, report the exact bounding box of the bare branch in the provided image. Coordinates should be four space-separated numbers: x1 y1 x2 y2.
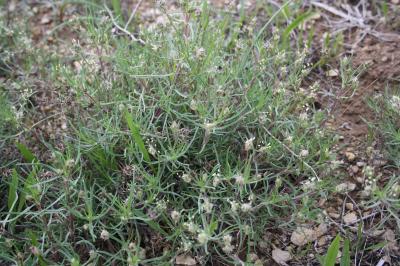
104 4 146 45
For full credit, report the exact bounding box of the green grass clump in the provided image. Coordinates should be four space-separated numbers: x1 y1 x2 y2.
0 91 16 136
369 90 400 167
0 2 336 265
367 89 400 230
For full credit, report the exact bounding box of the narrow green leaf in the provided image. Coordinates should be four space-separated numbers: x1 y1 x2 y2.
124 111 151 163
132 209 167 236
16 142 37 163
18 167 38 211
111 0 123 23
340 238 350 266
28 230 39 246
71 258 80 266
282 12 316 48
208 218 218 235
324 234 341 266
7 169 19 211
365 241 387 252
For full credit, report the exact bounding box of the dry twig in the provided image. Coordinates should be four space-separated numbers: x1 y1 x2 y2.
104 4 146 45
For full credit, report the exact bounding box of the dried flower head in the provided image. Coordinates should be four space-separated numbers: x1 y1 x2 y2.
299 149 309 158
170 210 181 223
65 159 75 168
230 200 239 213
389 95 400 111
241 202 252 213
234 174 245 185
100 229 110 240
195 47 206 59
222 243 234 254
203 198 214 214
197 231 209 245
128 242 136 250
181 173 192 183
244 137 255 151
184 222 198 234
213 176 221 187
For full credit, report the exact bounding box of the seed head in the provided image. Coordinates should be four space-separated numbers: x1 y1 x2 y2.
197 231 209 245
300 149 309 158
203 198 214 214
234 174 245 185
241 202 252 213
244 137 255 151
181 173 192 183
100 229 110 240
170 210 181 223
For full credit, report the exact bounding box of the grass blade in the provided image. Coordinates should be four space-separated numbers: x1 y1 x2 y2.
18 167 38 211
324 234 341 266
282 12 316 48
7 169 19 211
340 238 350 266
124 110 151 163
111 0 123 23
16 142 37 163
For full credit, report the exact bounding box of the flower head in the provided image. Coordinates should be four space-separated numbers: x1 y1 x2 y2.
181 173 192 183
230 200 239 213
203 198 214 214
197 231 209 245
299 149 309 158
170 210 181 223
241 202 252 213
244 137 255 151
234 174 245 185
100 229 110 240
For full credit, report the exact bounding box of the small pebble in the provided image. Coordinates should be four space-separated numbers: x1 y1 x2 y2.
345 152 356 162
329 212 340 219
351 165 359 174
317 236 328 247
345 203 354 210
373 159 387 167
356 177 364 184
357 161 366 167
336 182 356 193
343 212 358 225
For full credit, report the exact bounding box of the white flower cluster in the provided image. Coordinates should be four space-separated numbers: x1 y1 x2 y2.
202 197 214 214
181 173 192 183
244 137 255 152
222 234 234 253
389 183 400 198
362 166 376 196
389 95 400 111
302 176 318 191
197 231 209 245
212 167 222 187
170 210 181 223
228 199 253 214
233 174 245 185
145 138 159 156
